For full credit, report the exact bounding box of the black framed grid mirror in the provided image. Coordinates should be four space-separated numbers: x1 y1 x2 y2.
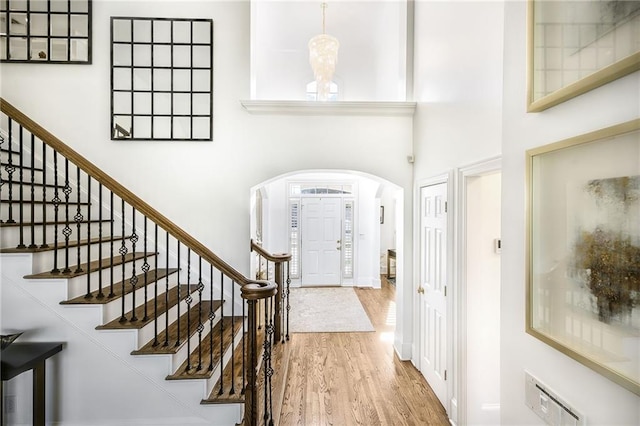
110 17 213 141
0 0 92 63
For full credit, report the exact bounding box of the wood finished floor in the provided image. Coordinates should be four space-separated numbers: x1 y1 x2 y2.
277 278 449 426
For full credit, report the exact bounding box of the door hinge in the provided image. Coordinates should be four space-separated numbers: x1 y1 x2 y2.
444 370 447 381
444 286 447 297
445 201 448 213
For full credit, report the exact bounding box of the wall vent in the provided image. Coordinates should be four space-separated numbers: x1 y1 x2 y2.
525 371 584 426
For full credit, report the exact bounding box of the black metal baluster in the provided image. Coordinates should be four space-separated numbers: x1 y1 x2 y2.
218 271 225 395
257 255 263 330
0 132 5 224
163 230 170 347
50 152 60 273
118 199 128 323
208 265 215 371
230 279 235 395
196 256 204 371
28 134 36 249
17 126 25 249
108 192 115 298
267 295 274 426
62 159 72 273
97 184 104 298
40 142 48 248
141 216 150 322
5 119 15 224
84 176 92 299
185 247 192 370
74 166 83 273
263 298 272 425
176 241 182 348
153 223 159 346
286 261 291 341
242 286 246 394
153 223 158 347
129 208 139 322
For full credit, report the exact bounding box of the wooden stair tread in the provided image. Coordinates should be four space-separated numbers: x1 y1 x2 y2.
1 235 130 253
167 316 244 380
97 284 197 330
61 268 179 305
0 181 61 188
0 218 111 228
24 251 151 279
202 332 247 404
132 300 223 355
0 199 90 205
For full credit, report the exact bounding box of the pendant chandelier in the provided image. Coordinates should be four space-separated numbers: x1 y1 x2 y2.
308 3 339 101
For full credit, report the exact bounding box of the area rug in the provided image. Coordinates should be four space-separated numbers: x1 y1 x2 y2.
288 287 375 333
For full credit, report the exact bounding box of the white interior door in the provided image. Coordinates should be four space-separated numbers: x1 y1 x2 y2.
419 182 448 408
301 197 342 286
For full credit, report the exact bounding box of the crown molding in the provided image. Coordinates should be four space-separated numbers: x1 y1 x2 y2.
240 100 417 116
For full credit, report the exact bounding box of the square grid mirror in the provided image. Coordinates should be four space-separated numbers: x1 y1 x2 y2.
0 0 92 63
111 17 213 141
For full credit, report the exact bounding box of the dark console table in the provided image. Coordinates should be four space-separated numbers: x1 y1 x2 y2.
1 342 64 426
387 249 396 280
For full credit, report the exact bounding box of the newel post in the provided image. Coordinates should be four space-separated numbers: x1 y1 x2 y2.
274 262 283 343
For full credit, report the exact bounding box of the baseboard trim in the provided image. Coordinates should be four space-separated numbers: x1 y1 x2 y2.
393 339 412 360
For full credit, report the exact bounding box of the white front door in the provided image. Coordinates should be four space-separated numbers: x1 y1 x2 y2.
419 182 448 408
301 197 342 286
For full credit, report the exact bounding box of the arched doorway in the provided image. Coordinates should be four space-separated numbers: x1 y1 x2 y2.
250 170 403 291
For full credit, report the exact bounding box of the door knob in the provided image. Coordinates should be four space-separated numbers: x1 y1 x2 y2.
417 287 425 294
337 239 341 244
337 246 341 251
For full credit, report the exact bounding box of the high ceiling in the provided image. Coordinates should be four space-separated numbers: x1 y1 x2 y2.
251 0 409 101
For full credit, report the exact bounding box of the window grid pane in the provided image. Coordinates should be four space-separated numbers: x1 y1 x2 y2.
289 200 300 278
343 200 354 278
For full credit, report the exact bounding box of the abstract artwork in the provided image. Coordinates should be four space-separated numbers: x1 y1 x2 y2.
570 176 640 324
527 119 640 395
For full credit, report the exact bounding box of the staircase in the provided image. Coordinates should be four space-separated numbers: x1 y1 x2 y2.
0 99 290 426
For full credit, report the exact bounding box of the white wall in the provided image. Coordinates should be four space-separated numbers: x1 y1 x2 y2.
411 0 505 420
412 1 504 181
466 171 501 425
500 1 640 424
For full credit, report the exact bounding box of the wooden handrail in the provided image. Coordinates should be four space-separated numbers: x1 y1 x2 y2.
1 98 252 286
250 239 292 263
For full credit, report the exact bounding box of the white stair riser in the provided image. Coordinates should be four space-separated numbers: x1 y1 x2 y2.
24 241 151 275
205 328 246 397
167 312 223 371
